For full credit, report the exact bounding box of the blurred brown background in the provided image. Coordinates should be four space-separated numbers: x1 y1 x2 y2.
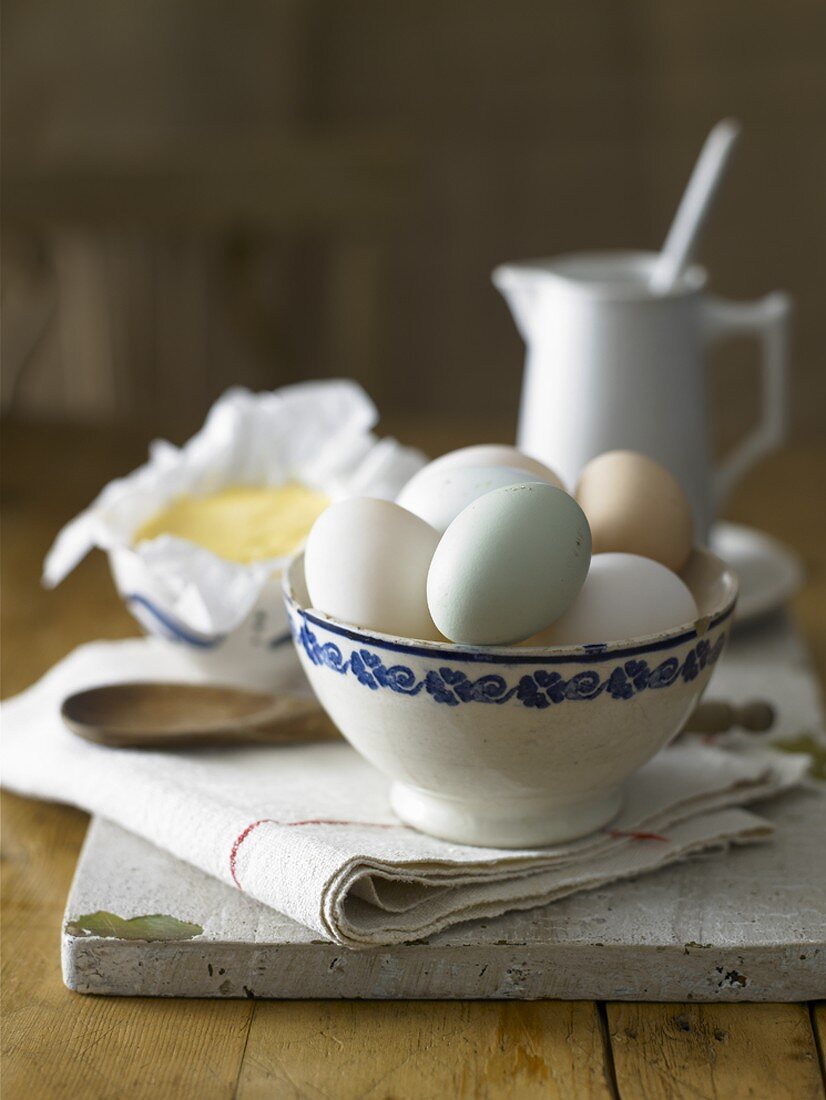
2 1 825 449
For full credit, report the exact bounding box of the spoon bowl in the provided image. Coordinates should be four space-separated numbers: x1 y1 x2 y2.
61 681 338 749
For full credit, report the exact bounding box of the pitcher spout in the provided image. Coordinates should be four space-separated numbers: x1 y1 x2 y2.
491 264 540 344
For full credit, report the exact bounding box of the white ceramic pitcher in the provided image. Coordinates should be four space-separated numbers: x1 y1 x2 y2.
493 251 791 538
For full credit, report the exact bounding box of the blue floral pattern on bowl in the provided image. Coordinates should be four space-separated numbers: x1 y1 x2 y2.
291 615 727 709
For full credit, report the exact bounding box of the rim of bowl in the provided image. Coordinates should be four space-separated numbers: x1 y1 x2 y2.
282 547 738 666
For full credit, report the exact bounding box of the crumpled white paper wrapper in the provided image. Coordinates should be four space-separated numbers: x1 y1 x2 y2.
43 381 425 647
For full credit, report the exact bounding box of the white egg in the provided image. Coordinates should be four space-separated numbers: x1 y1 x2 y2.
398 464 546 533
304 498 440 639
532 553 699 647
407 444 564 491
427 483 591 645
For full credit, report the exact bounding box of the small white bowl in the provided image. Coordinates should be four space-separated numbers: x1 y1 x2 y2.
42 382 424 692
109 551 303 691
283 548 737 848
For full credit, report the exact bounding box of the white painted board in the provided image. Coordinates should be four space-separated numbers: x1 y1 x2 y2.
62 613 826 1000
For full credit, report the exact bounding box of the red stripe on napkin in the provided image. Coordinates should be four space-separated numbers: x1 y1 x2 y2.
230 817 398 889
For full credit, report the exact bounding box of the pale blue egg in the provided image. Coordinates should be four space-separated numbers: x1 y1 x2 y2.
426 483 592 645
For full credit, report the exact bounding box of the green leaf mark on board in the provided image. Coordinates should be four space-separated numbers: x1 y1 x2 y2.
65 910 204 941
771 733 826 781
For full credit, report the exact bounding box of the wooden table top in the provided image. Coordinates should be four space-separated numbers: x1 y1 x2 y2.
2 420 825 1099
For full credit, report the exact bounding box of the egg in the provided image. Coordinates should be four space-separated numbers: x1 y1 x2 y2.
407 444 565 491
426 483 591 645
529 553 698 647
304 498 440 639
398 464 547 533
575 450 693 572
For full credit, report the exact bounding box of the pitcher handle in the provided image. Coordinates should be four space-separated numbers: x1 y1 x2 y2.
704 291 792 510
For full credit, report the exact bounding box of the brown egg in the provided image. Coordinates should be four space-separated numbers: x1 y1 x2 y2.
575 451 693 573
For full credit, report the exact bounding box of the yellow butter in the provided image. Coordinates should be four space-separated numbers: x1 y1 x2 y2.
134 484 329 563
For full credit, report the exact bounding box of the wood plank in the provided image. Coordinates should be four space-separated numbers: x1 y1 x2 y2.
606 1003 825 1100
0 791 255 1100
3 426 826 1096
236 1001 615 1099
814 1004 826 1082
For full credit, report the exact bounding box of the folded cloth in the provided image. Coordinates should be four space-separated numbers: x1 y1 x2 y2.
1 639 808 949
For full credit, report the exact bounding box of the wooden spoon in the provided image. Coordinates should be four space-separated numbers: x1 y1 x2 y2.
61 681 775 751
681 699 775 736
61 682 339 750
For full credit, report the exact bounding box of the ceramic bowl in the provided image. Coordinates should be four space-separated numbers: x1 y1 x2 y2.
43 381 424 693
109 551 303 692
283 548 737 848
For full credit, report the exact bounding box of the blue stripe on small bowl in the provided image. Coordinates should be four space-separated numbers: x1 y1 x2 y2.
125 594 224 650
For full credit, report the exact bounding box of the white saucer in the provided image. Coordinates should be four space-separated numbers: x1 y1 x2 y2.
709 521 804 625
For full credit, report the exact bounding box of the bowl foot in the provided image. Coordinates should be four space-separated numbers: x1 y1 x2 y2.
390 782 623 848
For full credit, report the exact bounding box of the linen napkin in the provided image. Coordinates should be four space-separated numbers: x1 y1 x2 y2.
1 638 807 949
